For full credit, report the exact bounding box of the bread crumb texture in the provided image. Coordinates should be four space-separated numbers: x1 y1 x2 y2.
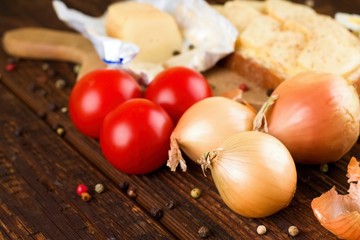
216 0 360 84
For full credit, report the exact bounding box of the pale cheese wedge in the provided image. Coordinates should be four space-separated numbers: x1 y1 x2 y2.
106 2 183 64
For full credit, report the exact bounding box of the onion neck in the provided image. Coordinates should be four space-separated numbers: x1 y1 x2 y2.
253 95 278 132
198 149 222 177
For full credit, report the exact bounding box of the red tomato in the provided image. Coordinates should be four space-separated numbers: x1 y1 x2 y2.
145 66 212 123
69 69 142 138
100 98 174 175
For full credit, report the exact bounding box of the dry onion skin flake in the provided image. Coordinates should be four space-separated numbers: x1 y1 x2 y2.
254 71 360 164
199 131 297 218
311 157 360 240
167 96 256 171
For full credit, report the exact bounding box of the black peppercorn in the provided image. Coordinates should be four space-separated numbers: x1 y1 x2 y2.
119 181 129 192
14 126 24 136
37 111 47 120
150 208 163 220
165 200 175 210
48 102 58 112
38 88 48 97
28 82 37 92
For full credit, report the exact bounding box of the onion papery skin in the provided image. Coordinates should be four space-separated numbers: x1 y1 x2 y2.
208 131 297 218
312 187 360 240
266 72 360 164
168 96 256 171
311 157 360 240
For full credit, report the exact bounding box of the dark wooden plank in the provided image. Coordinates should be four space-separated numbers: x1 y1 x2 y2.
1 0 359 239
0 79 174 239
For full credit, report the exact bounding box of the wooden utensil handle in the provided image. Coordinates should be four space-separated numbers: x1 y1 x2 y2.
2 27 106 79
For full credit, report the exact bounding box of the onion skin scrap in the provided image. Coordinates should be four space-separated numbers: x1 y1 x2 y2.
200 131 297 218
311 157 360 240
256 71 360 164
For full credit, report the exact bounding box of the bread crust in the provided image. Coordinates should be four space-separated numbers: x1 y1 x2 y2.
223 52 284 90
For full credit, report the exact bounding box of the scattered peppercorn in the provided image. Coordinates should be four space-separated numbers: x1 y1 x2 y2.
14 126 24 136
60 107 68 114
119 181 129 192
5 63 16 72
81 192 92 202
320 163 329 173
188 44 195 50
48 102 59 112
37 111 47 120
288 226 299 237
76 184 88 196
73 64 81 74
38 88 48 97
165 200 175 210
56 127 65 137
55 78 66 89
239 83 249 92
127 188 137 199
41 63 50 71
94 183 105 193
150 207 163 220
28 82 38 92
190 188 201 199
198 226 209 238
257 225 267 235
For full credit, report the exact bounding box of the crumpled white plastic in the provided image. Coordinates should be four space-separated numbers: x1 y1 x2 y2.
52 0 238 84
335 12 360 33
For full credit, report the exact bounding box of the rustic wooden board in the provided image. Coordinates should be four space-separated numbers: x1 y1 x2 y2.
0 65 177 239
1 0 359 239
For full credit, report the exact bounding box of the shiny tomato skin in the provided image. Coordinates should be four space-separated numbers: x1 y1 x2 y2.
100 98 174 175
145 66 212 123
69 69 142 138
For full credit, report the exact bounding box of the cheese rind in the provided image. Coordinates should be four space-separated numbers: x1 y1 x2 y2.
105 2 183 64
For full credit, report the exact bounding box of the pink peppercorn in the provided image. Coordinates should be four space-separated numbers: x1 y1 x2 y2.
76 184 88 196
5 63 16 72
239 83 249 92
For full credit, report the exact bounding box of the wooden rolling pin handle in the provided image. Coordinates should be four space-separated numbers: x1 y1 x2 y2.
2 27 106 79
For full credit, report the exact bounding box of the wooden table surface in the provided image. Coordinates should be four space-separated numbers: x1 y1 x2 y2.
1 1 360 239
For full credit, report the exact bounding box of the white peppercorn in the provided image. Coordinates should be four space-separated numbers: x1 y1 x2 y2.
257 225 267 235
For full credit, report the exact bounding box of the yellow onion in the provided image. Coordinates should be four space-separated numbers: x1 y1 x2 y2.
311 157 360 240
254 71 360 164
167 96 256 171
199 131 297 218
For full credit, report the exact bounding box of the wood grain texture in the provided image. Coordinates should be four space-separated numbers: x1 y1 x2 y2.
0 0 359 239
